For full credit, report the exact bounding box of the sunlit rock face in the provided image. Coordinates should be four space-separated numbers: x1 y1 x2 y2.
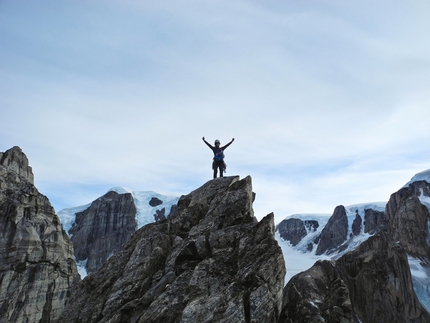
69 190 137 275
0 146 34 185
59 176 286 323
0 146 79 323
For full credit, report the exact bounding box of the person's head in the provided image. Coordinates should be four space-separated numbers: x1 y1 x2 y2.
214 139 220 146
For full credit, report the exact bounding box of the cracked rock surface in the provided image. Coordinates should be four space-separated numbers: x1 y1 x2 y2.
0 146 79 323
60 175 286 323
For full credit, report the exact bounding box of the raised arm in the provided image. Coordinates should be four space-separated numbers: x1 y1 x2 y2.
222 138 235 150
202 137 214 149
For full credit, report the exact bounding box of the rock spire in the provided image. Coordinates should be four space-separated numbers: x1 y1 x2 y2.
0 146 79 323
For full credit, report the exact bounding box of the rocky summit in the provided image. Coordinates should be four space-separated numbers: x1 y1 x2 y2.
59 175 286 323
0 147 79 323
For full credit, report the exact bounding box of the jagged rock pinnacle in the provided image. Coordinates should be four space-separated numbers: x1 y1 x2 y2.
0 146 34 185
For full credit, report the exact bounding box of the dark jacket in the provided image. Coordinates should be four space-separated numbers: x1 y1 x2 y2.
203 139 233 162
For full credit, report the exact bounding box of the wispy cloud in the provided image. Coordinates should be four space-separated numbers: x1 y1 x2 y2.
1 0 430 220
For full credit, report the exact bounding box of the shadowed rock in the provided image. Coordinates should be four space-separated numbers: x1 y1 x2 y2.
149 197 163 207
276 218 307 246
69 190 137 274
363 208 387 234
280 259 352 323
280 232 430 323
350 210 362 237
316 205 348 255
386 181 430 259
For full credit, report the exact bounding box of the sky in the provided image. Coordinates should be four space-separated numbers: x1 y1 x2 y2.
2 0 430 224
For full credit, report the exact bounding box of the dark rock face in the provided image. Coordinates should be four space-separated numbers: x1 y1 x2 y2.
386 181 430 259
149 197 163 207
59 176 286 323
277 218 307 246
0 147 79 323
281 232 430 323
280 259 353 323
153 204 179 222
337 233 429 323
153 208 167 222
168 203 179 218
351 211 362 236
304 219 319 232
364 208 386 234
277 219 319 247
69 190 137 275
316 205 348 255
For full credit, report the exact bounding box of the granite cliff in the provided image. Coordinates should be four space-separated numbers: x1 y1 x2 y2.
0 147 79 323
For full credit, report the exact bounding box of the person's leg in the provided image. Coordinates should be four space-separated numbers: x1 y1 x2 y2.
219 162 223 177
213 161 217 178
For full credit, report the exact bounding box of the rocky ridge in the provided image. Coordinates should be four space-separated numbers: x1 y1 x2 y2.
59 175 286 323
0 147 79 323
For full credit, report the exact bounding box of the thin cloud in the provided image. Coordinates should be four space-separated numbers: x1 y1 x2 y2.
1 0 430 220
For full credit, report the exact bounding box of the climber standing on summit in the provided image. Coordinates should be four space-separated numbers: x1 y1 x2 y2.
202 137 234 179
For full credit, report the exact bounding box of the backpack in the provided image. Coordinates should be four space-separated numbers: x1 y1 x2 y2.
213 150 225 161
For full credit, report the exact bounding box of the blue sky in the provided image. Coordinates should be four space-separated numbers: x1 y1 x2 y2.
2 0 430 224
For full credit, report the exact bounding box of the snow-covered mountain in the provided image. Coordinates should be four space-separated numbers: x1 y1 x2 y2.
58 187 179 234
275 202 386 283
275 169 430 312
58 187 179 278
